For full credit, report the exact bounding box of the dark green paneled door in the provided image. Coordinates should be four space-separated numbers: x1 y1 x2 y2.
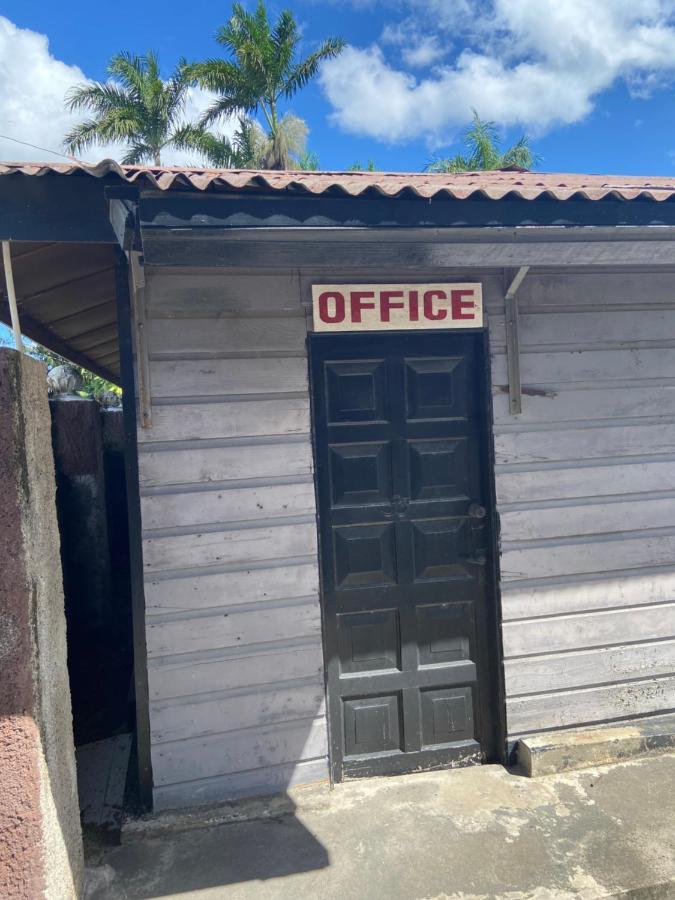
310 332 499 781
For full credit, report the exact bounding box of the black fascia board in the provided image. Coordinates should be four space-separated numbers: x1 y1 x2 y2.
0 172 121 243
138 190 675 231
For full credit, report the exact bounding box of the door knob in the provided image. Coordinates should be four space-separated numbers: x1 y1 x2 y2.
468 503 487 519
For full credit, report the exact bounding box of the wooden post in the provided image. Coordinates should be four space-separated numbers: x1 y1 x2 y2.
128 251 152 429
2 241 24 352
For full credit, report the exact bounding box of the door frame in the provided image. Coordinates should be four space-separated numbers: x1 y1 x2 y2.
307 327 507 783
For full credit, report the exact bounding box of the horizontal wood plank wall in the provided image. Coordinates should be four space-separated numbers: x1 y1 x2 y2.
490 269 675 740
138 269 327 810
137 260 675 805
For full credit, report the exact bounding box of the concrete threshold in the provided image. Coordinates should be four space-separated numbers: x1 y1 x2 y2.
121 778 332 843
515 711 675 777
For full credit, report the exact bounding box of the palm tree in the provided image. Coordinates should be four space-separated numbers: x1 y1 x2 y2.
173 116 263 168
297 150 320 171
188 0 344 169
426 111 539 173
64 51 191 166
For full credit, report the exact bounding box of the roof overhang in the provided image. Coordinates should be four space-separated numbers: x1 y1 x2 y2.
5 162 675 381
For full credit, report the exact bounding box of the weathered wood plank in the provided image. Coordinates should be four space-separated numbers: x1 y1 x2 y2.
139 441 313 488
151 679 326 744
495 423 675 465
137 398 310 444
489 308 675 349
142 482 317 530
504 639 675 696
502 603 675 657
142 234 675 269
145 561 319 614
500 497 675 542
147 599 322 657
151 717 328 786
148 642 323 701
501 570 675 620
493 386 675 426
496 460 675 505
146 271 304 317
153 757 328 810
143 521 318 573
502 533 675 581
147 316 308 355
515 272 675 310
507 674 675 735
491 347 675 386
150 357 308 398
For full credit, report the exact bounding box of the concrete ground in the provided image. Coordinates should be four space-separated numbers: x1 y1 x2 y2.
85 753 675 900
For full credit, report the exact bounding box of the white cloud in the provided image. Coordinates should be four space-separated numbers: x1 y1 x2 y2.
382 25 446 68
0 16 232 166
320 0 675 145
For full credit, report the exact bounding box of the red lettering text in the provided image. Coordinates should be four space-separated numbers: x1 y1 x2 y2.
380 291 405 322
423 290 447 320
350 291 376 322
318 291 345 323
451 289 476 320
409 290 419 321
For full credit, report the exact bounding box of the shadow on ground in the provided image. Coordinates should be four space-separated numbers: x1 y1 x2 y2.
86 798 329 899
86 756 675 900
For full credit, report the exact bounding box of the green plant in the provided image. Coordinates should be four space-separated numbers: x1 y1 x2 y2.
172 116 264 167
347 159 378 171
426 110 540 173
29 343 122 400
64 51 191 165
188 0 344 169
297 150 320 171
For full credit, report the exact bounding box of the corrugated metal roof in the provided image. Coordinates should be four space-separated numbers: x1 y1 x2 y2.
3 160 675 202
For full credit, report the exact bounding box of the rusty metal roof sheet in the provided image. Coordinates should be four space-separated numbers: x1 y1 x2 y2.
3 160 675 202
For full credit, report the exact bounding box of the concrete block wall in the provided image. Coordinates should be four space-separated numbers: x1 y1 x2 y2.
0 349 83 899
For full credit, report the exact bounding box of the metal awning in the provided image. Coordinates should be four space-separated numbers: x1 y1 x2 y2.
0 241 119 382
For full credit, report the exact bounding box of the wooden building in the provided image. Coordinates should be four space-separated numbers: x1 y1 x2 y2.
2 162 675 812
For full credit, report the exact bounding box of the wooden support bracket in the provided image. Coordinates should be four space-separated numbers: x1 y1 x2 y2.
128 251 152 429
504 266 530 416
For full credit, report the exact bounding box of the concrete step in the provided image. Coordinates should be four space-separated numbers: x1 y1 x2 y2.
515 712 675 777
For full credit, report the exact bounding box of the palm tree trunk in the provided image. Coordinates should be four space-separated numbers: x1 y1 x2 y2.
154 151 162 167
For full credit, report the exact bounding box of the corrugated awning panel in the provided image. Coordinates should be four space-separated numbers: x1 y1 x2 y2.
0 242 119 383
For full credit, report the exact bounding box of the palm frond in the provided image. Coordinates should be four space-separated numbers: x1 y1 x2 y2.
65 82 134 115
107 51 149 100
257 112 307 169
172 124 237 167
283 38 346 98
121 141 156 165
63 118 108 155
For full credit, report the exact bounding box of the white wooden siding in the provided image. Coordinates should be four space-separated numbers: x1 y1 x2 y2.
489 269 675 740
137 262 675 808
138 270 327 810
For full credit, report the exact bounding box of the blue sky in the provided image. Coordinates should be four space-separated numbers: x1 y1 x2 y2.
1 1 675 173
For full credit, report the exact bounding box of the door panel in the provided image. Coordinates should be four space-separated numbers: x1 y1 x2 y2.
310 332 497 780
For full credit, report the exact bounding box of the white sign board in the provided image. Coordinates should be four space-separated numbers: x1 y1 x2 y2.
312 283 483 332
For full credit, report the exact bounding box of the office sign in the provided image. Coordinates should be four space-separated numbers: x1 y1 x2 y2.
312 283 483 332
